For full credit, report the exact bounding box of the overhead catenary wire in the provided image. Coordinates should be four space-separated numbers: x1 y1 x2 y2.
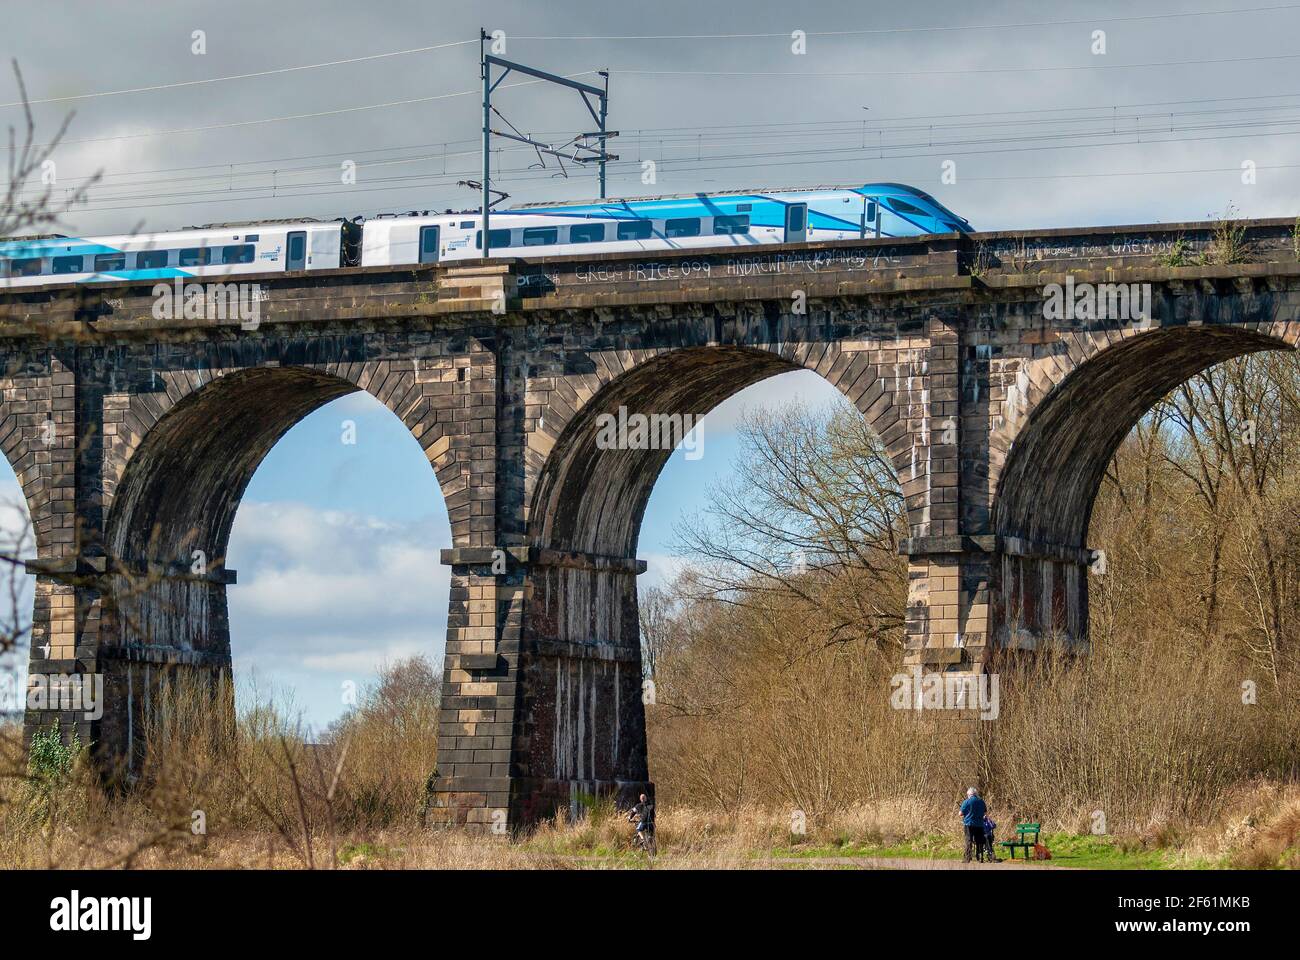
613 50 1300 80
506 3 1300 38
21 72 601 151
61 150 1300 220
17 90 1300 196
6 6 1300 228
22 49 1300 149
47 122 1300 219
0 40 479 109
18 104 1300 207
10 3 1297 110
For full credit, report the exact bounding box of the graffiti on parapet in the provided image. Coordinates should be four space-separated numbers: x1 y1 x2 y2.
982 235 1189 264
517 247 909 295
722 248 903 275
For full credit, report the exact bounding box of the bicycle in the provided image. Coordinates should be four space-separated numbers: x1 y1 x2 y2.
628 810 657 856
631 824 657 856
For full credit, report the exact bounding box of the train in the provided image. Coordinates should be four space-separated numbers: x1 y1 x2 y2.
0 183 970 289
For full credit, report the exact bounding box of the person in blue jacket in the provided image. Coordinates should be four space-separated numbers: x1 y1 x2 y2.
960 787 988 863
983 813 999 862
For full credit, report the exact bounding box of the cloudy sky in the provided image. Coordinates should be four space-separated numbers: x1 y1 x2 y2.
3 1 1298 729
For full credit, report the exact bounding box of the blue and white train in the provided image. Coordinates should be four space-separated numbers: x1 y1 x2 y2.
0 183 970 288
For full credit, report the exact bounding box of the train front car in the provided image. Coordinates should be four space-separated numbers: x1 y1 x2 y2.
860 183 973 237
357 183 973 267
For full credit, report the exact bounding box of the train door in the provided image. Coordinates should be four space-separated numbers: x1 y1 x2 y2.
860 199 880 238
784 202 808 243
419 225 440 264
286 231 307 271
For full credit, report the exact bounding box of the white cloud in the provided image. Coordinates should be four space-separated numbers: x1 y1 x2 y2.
226 500 451 721
298 638 430 674
639 552 689 592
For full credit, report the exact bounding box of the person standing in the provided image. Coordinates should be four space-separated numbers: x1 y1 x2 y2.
960 787 988 863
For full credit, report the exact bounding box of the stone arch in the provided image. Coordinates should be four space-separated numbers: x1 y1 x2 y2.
103 355 467 538
0 350 75 561
0 396 38 656
526 329 939 551
530 345 794 560
987 320 1300 648
515 329 928 818
106 367 358 578
95 352 464 774
0 349 84 673
993 322 1299 550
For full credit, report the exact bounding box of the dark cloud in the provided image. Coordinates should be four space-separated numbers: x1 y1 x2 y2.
3 1 1296 236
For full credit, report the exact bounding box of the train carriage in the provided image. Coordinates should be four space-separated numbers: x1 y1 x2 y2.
0 220 352 288
358 183 970 267
0 183 969 288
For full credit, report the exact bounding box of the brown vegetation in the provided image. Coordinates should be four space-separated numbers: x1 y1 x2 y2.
0 83 1294 865
3 352 1299 868
645 352 1300 846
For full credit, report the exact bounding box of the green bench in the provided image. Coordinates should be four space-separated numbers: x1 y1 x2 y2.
1000 822 1041 860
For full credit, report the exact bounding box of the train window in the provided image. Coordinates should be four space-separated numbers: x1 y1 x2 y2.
94 254 126 272
787 205 806 232
713 215 750 235
12 258 43 277
221 244 255 264
521 227 558 246
287 233 306 267
52 255 84 274
569 223 605 244
888 198 927 217
616 220 653 241
419 226 440 263
665 218 701 238
475 229 513 250
179 248 211 267
737 203 752 212
136 250 168 269
460 221 475 229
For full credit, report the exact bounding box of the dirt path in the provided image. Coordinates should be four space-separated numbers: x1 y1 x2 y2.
753 855 1065 870
532 853 1067 869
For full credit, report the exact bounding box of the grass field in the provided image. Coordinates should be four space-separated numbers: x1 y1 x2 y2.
2 788 1296 870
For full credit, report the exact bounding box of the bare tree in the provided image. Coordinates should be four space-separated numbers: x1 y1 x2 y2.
2 60 99 239
672 401 907 651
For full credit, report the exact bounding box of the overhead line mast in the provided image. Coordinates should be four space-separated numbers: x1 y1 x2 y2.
478 28 616 256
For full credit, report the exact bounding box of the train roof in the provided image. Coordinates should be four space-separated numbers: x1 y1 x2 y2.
183 217 333 230
1 183 965 252
512 182 939 209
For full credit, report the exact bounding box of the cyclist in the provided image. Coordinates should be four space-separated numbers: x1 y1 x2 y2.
628 793 656 852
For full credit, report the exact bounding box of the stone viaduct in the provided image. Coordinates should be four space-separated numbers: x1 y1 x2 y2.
3 217 1298 829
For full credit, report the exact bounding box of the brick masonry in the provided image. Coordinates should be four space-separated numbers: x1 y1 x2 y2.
2 218 1298 825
